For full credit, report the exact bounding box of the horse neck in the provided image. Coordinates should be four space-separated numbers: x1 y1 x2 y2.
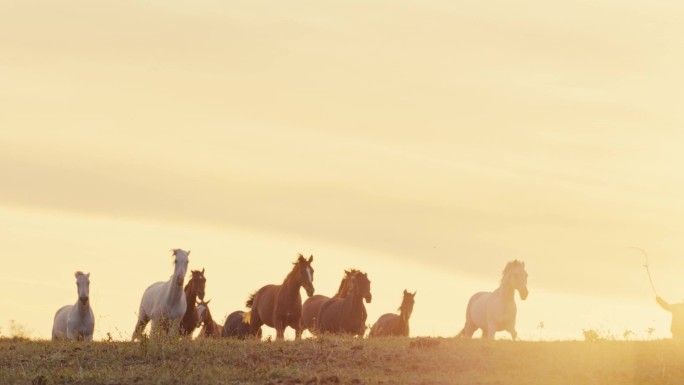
203 310 217 335
281 271 302 297
399 307 409 323
343 289 365 315
166 276 184 306
76 300 90 319
333 276 348 298
498 276 516 301
185 283 197 308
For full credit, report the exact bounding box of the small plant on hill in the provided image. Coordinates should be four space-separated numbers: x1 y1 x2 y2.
8 320 30 341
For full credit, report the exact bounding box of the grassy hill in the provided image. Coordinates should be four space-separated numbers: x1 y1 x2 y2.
1 336 683 385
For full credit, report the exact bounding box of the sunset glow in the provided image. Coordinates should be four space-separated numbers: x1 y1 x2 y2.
2 1 684 341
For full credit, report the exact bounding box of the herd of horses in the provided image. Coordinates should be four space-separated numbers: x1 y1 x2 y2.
51 249 529 342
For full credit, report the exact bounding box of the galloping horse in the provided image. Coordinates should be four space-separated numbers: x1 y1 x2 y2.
196 300 222 339
369 290 416 337
317 271 371 336
52 271 94 341
180 269 206 336
223 310 262 339
132 249 190 341
244 254 315 340
458 260 528 340
301 269 358 334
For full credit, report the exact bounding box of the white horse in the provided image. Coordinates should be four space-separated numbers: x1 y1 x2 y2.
52 271 94 341
132 249 190 341
458 260 528 340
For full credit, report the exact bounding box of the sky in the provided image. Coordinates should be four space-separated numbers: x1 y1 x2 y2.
1 0 684 340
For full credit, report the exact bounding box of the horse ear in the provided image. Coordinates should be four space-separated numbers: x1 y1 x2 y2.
404 289 408 295
412 291 417 297
187 250 191 256
87 273 90 278
206 299 211 305
308 255 313 263
201 268 205 274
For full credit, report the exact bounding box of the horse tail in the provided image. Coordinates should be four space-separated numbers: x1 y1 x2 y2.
242 311 252 325
245 292 255 309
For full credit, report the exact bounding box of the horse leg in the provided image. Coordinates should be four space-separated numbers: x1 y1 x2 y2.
486 320 497 339
508 328 518 340
274 319 286 340
171 320 182 337
132 316 150 341
459 319 478 338
506 319 518 340
246 311 264 338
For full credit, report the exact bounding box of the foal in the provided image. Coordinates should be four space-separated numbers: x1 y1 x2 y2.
369 290 416 337
52 271 94 341
196 300 222 339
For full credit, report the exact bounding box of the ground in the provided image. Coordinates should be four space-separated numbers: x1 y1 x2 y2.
1 336 683 384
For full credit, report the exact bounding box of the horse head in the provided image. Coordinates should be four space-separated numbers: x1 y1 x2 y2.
188 269 206 300
172 249 190 287
196 299 210 326
350 271 372 303
400 289 416 320
294 254 315 297
336 269 360 298
503 260 528 300
74 271 90 305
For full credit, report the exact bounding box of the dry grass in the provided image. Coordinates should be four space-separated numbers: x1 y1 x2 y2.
1 336 683 385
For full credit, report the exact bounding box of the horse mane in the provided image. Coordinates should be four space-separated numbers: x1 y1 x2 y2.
335 269 360 296
501 260 525 284
282 253 311 285
171 248 190 259
245 292 255 308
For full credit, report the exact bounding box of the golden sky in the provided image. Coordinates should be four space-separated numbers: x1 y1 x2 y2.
1 0 684 340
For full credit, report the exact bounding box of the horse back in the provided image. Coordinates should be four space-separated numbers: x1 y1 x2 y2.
224 310 260 339
370 313 400 337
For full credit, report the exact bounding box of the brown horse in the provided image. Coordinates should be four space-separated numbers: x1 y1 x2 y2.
301 269 359 334
196 300 222 339
369 290 416 337
244 254 315 340
222 310 262 339
179 269 206 336
317 271 371 336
